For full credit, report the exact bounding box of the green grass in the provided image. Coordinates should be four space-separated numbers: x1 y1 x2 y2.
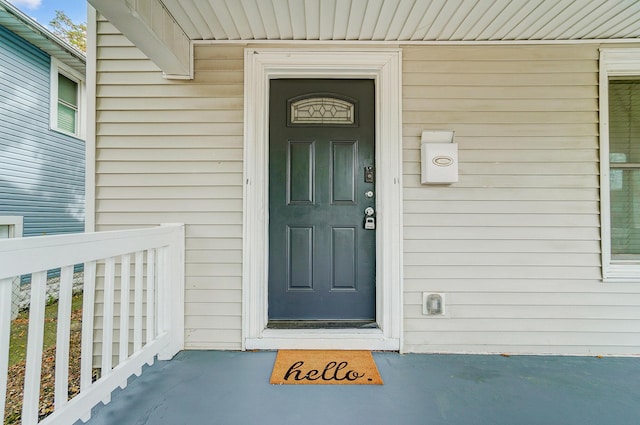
8 295 83 367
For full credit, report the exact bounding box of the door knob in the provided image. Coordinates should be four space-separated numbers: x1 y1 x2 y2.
364 207 375 216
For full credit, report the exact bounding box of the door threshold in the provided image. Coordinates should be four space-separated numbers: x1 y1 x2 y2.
245 328 399 351
267 320 378 330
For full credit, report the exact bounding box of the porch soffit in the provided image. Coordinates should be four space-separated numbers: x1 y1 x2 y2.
89 0 640 78
102 0 640 43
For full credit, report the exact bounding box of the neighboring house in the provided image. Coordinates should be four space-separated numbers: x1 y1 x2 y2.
86 0 640 356
0 0 86 240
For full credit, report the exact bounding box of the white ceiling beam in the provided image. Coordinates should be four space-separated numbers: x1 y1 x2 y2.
88 0 192 79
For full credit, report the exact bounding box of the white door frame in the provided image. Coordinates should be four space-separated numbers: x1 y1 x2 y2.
242 48 403 351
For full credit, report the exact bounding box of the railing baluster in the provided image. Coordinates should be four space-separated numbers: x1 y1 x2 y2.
54 265 74 410
119 254 131 366
157 247 168 336
80 261 96 392
133 251 144 353
118 254 131 389
22 271 47 425
102 258 115 377
146 249 156 348
79 260 96 422
0 278 13 420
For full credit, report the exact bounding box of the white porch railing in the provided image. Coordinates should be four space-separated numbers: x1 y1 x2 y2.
0 224 185 425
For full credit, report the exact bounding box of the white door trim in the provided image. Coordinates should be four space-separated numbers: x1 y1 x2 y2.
242 48 403 351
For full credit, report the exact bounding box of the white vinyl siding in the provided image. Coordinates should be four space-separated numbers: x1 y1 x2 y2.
94 15 640 355
401 44 640 355
95 17 243 350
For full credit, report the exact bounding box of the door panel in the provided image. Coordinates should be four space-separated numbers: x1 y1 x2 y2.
268 79 376 322
332 227 357 290
288 141 314 204
287 226 313 290
331 141 357 204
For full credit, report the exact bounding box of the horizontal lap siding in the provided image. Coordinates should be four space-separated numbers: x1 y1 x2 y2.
95 18 243 349
0 26 85 237
95 24 640 355
401 44 640 355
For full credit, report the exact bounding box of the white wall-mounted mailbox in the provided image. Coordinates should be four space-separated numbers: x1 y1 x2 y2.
421 130 458 184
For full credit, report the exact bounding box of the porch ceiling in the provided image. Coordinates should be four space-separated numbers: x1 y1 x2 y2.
88 0 640 78
151 0 640 42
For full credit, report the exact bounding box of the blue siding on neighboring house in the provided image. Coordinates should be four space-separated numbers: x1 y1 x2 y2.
0 25 85 237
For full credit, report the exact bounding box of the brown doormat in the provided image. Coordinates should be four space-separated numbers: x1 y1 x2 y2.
270 350 383 385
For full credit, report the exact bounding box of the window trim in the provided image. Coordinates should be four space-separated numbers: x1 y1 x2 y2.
0 216 23 239
599 48 640 282
50 58 85 139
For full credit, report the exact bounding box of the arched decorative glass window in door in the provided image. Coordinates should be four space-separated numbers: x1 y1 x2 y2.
289 95 357 126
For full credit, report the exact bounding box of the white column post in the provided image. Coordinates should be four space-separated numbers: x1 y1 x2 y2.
158 223 184 360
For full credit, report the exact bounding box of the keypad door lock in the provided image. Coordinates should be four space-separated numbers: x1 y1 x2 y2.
364 217 376 230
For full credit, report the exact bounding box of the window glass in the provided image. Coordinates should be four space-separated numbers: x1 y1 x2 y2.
609 80 640 258
57 73 78 134
57 102 76 133
58 73 78 105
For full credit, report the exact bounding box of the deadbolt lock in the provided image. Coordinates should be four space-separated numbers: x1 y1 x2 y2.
364 166 375 183
364 207 375 230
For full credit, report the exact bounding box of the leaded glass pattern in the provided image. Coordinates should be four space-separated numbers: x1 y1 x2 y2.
290 97 354 125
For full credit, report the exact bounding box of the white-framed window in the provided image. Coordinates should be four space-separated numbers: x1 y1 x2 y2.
600 48 640 281
50 58 85 138
0 216 23 239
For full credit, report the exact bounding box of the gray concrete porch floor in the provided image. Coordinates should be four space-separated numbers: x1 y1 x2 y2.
81 350 640 425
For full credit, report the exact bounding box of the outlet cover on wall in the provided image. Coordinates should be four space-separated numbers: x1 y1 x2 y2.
423 293 445 316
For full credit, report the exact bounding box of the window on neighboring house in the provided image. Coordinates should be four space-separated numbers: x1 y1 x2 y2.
57 73 78 134
600 49 640 281
50 59 83 138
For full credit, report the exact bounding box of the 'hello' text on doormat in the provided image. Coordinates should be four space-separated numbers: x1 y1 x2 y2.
270 350 383 385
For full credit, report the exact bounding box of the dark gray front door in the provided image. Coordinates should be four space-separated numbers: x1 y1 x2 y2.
268 79 376 323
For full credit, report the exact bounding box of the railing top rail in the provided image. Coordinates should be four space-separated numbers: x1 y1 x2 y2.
0 224 184 280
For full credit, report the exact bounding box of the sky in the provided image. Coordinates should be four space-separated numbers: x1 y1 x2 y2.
8 0 87 29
